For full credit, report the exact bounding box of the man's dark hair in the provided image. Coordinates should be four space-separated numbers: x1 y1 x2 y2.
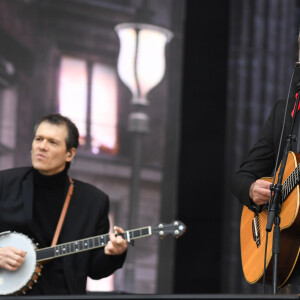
34 113 79 150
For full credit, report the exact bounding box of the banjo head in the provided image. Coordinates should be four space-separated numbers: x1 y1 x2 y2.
0 231 37 295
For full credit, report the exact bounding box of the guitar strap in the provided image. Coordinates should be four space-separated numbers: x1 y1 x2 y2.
51 177 74 246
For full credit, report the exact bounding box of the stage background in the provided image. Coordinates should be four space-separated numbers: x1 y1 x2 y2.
0 0 299 295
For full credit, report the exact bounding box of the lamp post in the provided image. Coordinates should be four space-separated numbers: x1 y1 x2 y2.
115 23 173 292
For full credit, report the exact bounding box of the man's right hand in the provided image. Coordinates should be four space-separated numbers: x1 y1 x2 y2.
249 179 271 205
0 246 26 271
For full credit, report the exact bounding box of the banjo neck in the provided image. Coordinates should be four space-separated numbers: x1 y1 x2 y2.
36 220 186 262
37 226 151 262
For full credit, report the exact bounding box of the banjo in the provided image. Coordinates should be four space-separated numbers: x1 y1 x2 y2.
0 220 186 295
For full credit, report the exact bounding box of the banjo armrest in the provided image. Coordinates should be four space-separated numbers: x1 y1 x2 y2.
0 231 11 237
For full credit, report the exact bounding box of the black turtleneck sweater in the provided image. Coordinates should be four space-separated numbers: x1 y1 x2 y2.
29 168 71 294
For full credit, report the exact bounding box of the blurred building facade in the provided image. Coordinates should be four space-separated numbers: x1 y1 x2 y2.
0 0 184 294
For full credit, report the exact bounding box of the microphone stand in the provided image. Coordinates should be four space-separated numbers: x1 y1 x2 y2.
265 63 300 294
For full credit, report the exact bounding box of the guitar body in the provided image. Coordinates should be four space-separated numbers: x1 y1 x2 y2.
240 151 300 287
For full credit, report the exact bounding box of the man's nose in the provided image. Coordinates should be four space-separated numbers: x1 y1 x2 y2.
38 140 48 149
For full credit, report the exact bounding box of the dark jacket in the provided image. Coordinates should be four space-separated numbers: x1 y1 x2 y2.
0 167 125 294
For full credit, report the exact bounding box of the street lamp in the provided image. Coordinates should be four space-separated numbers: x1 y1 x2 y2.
115 22 173 292
116 23 173 105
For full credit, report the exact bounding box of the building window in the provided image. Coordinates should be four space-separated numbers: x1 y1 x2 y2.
59 56 118 155
0 85 18 169
0 86 17 149
0 57 17 168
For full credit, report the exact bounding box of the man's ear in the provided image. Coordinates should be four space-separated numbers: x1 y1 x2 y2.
66 148 76 162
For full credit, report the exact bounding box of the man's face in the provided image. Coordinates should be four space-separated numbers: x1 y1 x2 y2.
31 121 75 176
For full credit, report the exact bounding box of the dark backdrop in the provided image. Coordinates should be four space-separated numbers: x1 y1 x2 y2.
173 0 298 295
175 0 229 293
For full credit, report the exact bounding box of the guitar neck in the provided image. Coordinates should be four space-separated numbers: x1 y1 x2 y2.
36 226 151 262
282 163 300 201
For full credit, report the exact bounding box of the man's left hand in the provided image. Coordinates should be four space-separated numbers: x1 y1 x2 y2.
104 226 128 255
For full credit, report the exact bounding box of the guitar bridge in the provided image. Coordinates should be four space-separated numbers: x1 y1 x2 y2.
252 214 261 248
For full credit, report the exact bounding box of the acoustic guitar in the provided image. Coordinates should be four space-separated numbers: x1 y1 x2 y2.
0 220 186 295
240 151 300 287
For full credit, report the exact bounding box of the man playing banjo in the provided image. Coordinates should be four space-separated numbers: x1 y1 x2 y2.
0 114 128 294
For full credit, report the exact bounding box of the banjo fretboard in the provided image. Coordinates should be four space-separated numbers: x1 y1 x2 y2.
36 226 152 261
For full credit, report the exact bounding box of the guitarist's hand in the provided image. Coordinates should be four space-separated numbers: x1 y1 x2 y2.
0 246 26 271
104 226 128 255
249 179 271 205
